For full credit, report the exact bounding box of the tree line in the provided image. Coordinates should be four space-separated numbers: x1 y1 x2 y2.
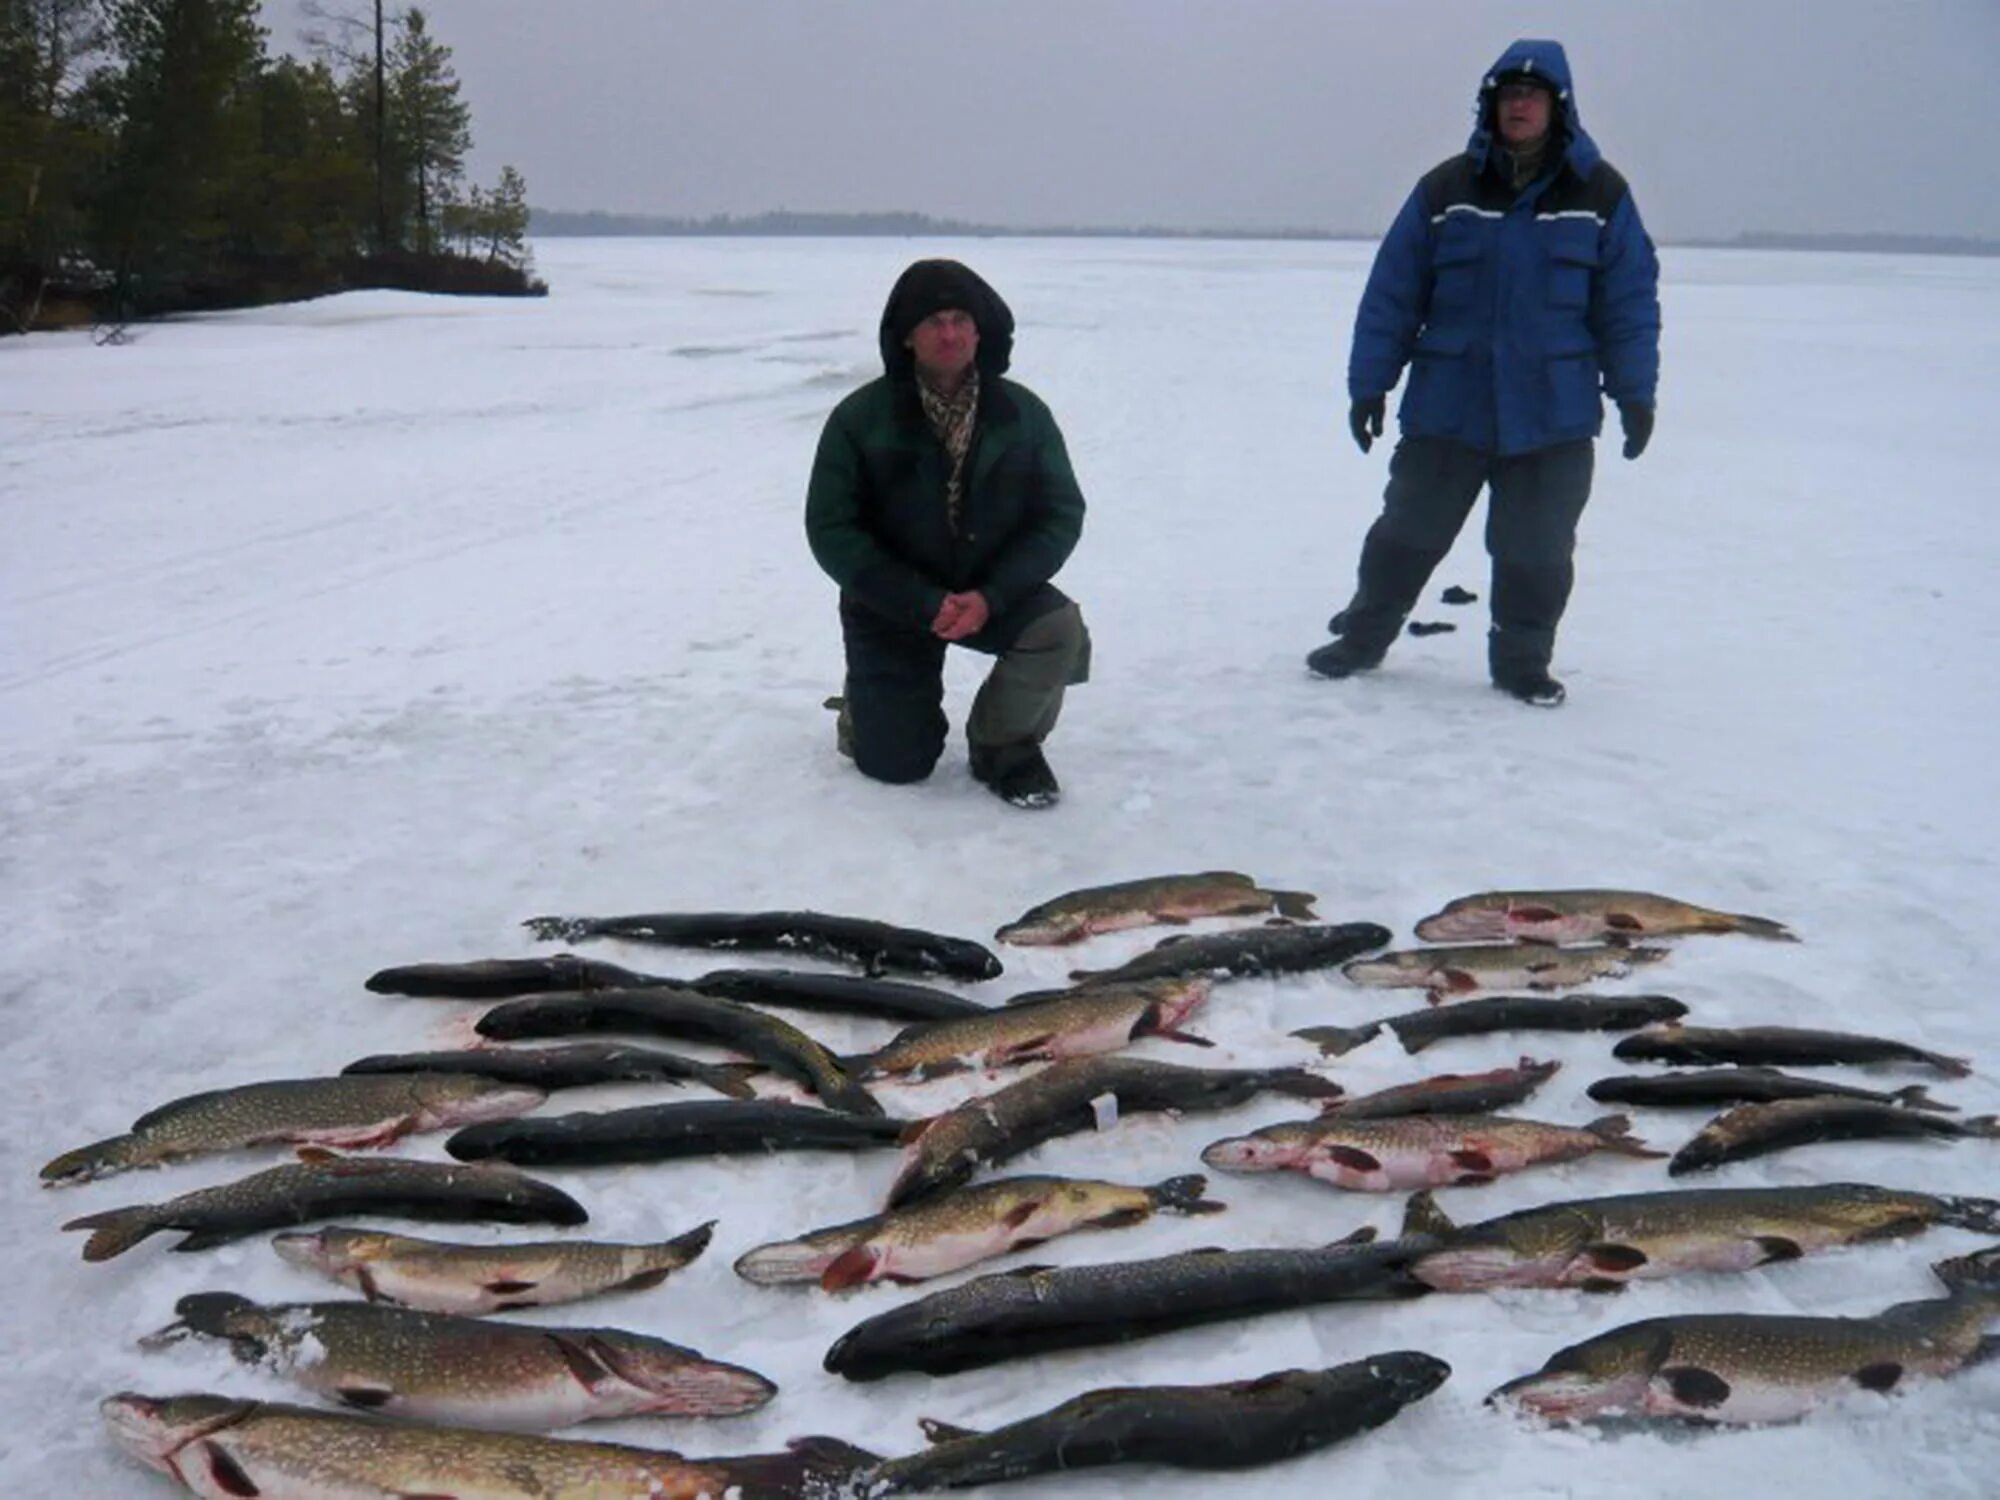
1 0 542 335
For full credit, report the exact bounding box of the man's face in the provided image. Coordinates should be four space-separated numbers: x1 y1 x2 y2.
1496 80 1553 147
907 308 979 384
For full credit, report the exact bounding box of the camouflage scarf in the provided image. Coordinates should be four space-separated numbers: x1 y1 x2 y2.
917 368 979 535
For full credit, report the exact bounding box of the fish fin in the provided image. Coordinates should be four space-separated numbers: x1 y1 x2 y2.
1513 905 1566 924
1329 1225 1379 1247
1659 1366 1732 1410
1578 1278 1627 1294
356 1269 385 1303
293 1146 342 1165
1449 1149 1494 1173
62 1206 161 1262
993 1034 1056 1065
1149 1174 1225 1216
1089 1208 1147 1229
1157 913 1190 925
334 1386 396 1411
897 1117 937 1147
919 1417 983 1444
483 1278 540 1295
1271 890 1320 921
1002 1199 1044 1229
1892 1086 1956 1114
1456 1174 1496 1186
1441 970 1480 996
1153 1026 1214 1048
1853 1362 1903 1393
197 1441 262 1499
1754 1236 1804 1264
1152 934 1194 948
1402 1190 1456 1238
1603 911 1644 932
1065 966 1104 982
546 1332 615 1388
1292 1024 1373 1057
702 1063 763 1100
820 1245 882 1292
1582 1243 1649 1273
1585 1114 1666 1158
170 1230 240 1254
1323 1144 1382 1172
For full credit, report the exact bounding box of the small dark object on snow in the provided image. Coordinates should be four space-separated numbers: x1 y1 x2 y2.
1441 586 1478 605
1407 621 1456 637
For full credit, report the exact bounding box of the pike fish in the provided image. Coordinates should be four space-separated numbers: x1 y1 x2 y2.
41 1073 546 1187
1063 920 1391 986
1416 889 1798 946
887 1056 1343 1209
341 1041 758 1098
1588 1066 1956 1113
1403 1181 2000 1292
103 1392 877 1500
860 1353 1450 1493
1614 1023 1972 1077
524 909 1005 981
857 978 1212 1080
994 871 1318 946
1201 1111 1661 1191
824 1231 1431 1380
734 1174 1224 1290
63 1152 587 1261
1295 992 1688 1056
1490 1247 2000 1425
1322 1058 1561 1118
475 986 882 1115
694 967 989 1022
1668 1096 2000 1176
144 1291 776 1427
364 953 669 997
273 1220 715 1314
1341 943 1668 999
447 1098 909 1168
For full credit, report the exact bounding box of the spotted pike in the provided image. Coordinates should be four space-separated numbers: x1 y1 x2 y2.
102 1392 877 1499
364 954 669 997
857 978 1212 1080
1614 1023 1972 1077
1063 921 1391 986
273 1220 715 1314
861 1353 1450 1493
447 1098 909 1168
1588 1066 1956 1113
1202 1111 1660 1191
1322 1058 1561 1118
694 967 989 1022
1403 1182 2000 1292
1295 992 1688 1056
524 909 1004 981
1342 943 1668 999
734 1174 1223 1290
1668 1096 2000 1176
823 1231 1431 1380
1490 1247 2000 1424
887 1057 1342 1209
144 1291 776 1427
40 1074 547 1188
1416 889 1797 945
995 872 1318 946
475 986 882 1115
342 1041 758 1098
63 1152 587 1261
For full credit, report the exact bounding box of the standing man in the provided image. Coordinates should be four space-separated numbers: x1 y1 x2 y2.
807 259 1090 808
1310 38 1660 706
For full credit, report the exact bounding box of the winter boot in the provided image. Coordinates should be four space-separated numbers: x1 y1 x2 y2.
970 744 1061 810
1492 668 1567 708
1306 636 1389 679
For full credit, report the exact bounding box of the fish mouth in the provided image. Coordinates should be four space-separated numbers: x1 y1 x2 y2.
446 1084 550 1125
1413 914 1504 943
1488 1370 1634 1422
100 1394 252 1470
732 1241 836 1285
1200 1137 1282 1172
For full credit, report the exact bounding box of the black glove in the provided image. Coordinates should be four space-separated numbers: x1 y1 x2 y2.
1618 401 1654 461
1349 395 1386 454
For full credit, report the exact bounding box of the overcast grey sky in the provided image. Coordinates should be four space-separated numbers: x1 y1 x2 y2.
260 0 2000 240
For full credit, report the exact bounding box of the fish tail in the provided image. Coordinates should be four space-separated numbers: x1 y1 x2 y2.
1934 1195 2000 1234
1264 1068 1347 1100
61 1205 165 1262
702 1437 883 1500
1932 1244 2000 1297
1585 1114 1666 1158
1966 1115 2000 1137
522 915 593 943
1149 1173 1226 1215
1726 912 1799 942
40 1134 147 1186
1401 1188 1458 1238
701 1062 763 1100
664 1219 717 1262
1291 1023 1374 1057
1923 1050 1976 1078
1894 1085 1958 1114
1270 889 1320 921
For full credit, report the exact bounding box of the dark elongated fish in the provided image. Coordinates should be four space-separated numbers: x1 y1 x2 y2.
342 1042 757 1098
447 1099 909 1168
1588 1067 1955 1113
824 1232 1430 1380
1295 993 1688 1056
1062 921 1391 986
63 1152 587 1261
861 1354 1450 1492
364 955 669 998
888 1057 1342 1209
475 987 880 1115
1614 1024 1972 1077
1668 1097 2000 1176
524 910 1004 981
1324 1058 1561 1118
995 872 1319 947
694 967 988 1022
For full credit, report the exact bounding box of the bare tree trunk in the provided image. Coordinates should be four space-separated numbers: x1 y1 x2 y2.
373 0 386 252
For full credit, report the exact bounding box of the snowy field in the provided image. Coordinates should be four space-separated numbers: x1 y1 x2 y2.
5 235 2000 1496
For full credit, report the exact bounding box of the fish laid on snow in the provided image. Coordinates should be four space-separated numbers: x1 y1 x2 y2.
447 1098 909 1168
860 1354 1450 1493
734 1174 1223 1290
144 1291 776 1428
273 1220 715 1314
1613 1023 1971 1077
1667 1096 1999 1176
342 1041 758 1098
364 953 668 997
1062 921 1390 986
1341 943 1667 999
1322 1058 1561 1119
40 1073 546 1186
1490 1247 2000 1425
995 871 1318 946
1588 1066 1955 1113
1295 992 1687 1056
63 1151 587 1261
694 967 989 1022
102 1392 876 1500
524 909 1004 981
857 978 1211 1080
1416 889 1797 945
1201 1111 1660 1191
1403 1181 2000 1292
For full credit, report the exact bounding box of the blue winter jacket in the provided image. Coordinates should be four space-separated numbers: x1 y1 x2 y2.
1348 39 1661 456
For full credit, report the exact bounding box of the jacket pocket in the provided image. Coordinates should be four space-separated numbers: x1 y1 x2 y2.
1431 220 1486 316
1544 342 1603 432
1542 222 1600 309
1402 328 1474 435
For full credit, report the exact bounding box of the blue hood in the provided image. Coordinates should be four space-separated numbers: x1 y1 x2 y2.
1467 38 1599 178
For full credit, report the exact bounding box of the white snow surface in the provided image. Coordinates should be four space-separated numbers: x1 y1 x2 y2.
6 236 2000 1496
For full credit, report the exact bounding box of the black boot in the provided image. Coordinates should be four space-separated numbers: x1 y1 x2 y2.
970 745 1061 809
1306 637 1388 679
1492 668 1566 708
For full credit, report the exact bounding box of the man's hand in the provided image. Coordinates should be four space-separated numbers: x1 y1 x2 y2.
1619 401 1655 461
932 591 991 641
1349 395 1385 454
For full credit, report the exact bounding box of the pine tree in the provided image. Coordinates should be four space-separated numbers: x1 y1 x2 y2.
385 4 465 257
0 0 113 326
483 162 528 267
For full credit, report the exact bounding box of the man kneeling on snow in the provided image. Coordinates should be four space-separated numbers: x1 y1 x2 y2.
806 259 1090 809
